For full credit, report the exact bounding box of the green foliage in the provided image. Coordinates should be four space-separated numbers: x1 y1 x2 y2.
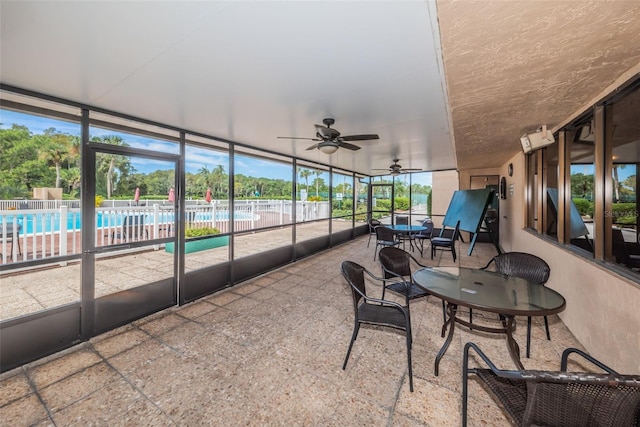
572 198 593 217
332 199 353 210
185 227 220 238
611 203 638 225
394 197 410 211
375 199 391 210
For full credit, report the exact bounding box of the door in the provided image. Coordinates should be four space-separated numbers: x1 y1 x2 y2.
83 143 180 335
371 183 394 224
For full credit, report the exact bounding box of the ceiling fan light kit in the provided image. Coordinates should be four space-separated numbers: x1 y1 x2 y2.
318 142 340 154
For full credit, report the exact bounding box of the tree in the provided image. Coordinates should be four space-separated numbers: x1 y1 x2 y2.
299 168 311 193
94 135 132 198
38 128 75 188
314 170 322 197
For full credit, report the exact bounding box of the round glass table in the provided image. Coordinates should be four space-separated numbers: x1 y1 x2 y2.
412 266 566 375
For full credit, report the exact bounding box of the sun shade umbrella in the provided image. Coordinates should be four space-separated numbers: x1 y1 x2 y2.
168 187 175 203
205 188 212 203
134 187 140 205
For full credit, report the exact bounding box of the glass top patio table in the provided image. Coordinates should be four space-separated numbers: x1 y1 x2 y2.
412 267 566 374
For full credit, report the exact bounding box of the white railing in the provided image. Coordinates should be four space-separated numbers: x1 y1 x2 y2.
0 199 332 265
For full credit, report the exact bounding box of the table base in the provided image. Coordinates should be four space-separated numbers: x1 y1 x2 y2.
434 303 523 376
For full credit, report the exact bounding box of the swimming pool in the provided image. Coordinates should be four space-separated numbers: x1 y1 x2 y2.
1 210 253 234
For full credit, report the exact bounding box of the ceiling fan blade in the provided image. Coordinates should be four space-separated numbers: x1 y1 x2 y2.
277 136 321 141
340 134 379 141
371 168 390 171
305 143 321 151
401 168 422 172
339 142 361 151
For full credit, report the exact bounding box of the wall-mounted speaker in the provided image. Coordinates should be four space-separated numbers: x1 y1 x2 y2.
521 128 555 153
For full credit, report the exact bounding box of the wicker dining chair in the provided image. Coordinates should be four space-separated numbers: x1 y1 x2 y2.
341 261 414 392
481 252 551 358
374 226 402 260
378 247 446 323
462 342 640 427
366 218 381 248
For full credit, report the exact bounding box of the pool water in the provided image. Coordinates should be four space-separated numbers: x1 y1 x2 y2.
2 210 249 234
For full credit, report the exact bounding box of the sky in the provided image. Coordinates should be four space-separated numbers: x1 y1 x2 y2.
1 108 434 185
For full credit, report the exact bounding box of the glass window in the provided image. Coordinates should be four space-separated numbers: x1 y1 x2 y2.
233 149 293 258
296 163 330 241
608 84 640 272
569 116 595 254
332 171 353 232
543 140 559 241
355 176 369 223
184 136 230 272
410 172 432 221
0 92 82 320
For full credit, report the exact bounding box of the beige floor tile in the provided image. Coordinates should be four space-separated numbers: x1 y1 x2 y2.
0 394 49 426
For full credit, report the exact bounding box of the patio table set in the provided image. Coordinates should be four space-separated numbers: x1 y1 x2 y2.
342 242 640 425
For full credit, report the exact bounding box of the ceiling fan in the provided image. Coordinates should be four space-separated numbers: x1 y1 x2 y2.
277 118 379 154
373 159 422 176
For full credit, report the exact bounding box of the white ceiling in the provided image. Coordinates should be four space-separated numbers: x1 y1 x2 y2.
2 1 640 176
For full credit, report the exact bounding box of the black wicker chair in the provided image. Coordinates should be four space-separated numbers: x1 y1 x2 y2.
481 252 551 358
341 261 414 392
431 220 460 262
412 218 434 256
366 218 382 248
374 226 402 260
378 247 446 323
462 342 640 427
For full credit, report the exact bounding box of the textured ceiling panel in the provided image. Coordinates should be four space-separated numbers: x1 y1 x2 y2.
437 0 640 170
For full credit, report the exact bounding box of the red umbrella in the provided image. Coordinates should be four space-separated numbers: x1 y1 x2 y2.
168 187 175 202
134 187 140 205
205 187 212 203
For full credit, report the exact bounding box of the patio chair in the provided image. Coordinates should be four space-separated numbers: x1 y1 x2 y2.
378 246 446 323
110 215 148 244
612 228 640 269
412 218 434 256
431 220 460 262
395 215 413 250
481 252 551 358
366 218 381 248
341 261 414 392
462 342 640 427
374 226 402 261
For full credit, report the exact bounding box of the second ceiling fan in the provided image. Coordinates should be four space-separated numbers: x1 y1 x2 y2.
373 159 422 175
277 118 379 154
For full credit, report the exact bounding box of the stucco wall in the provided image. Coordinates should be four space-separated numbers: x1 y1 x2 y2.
502 152 640 373
431 170 459 228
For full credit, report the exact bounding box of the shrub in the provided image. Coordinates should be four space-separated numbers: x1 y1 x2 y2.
95 195 104 207
394 197 410 211
573 198 593 217
185 227 220 238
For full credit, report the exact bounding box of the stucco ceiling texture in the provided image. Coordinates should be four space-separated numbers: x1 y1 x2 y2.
437 0 640 170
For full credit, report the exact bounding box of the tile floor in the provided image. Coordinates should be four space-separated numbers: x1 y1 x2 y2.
0 237 586 426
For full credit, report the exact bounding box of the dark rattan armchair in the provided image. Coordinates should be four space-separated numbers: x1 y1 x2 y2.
366 218 381 248
341 261 414 391
374 226 402 260
482 252 551 358
462 342 640 427
378 246 445 323
412 218 434 256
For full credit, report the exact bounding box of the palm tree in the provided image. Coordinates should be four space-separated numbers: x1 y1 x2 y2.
95 135 130 198
39 128 74 188
299 169 311 193
314 170 322 197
